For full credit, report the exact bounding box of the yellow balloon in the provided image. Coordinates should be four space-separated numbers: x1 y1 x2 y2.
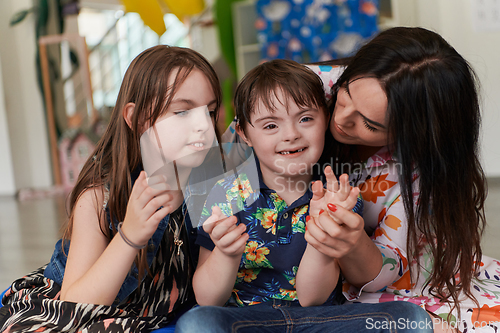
120 0 166 36
162 0 205 21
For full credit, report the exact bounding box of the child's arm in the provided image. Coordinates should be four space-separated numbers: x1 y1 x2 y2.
296 169 359 306
296 241 340 307
60 172 172 305
193 207 248 306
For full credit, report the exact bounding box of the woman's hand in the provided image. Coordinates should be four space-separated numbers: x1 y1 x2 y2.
306 166 364 258
305 168 383 287
121 171 173 247
203 206 248 257
305 203 365 259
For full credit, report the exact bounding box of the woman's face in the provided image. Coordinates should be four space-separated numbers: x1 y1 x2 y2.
330 77 391 148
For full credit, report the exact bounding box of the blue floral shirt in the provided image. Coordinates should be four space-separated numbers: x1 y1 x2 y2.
196 160 363 306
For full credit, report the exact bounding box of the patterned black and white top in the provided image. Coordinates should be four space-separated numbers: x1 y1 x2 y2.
0 207 195 333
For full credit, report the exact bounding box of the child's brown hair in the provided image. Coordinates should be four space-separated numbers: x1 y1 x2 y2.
234 59 328 132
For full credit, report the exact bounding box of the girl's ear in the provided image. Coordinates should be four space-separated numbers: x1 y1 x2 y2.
235 123 253 147
122 102 136 130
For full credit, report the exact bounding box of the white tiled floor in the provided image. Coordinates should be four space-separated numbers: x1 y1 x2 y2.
1 180 500 289
0 194 66 288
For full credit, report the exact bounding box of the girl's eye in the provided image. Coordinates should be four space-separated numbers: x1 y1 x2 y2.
263 124 277 130
208 110 216 118
174 110 189 117
363 120 377 132
300 116 313 123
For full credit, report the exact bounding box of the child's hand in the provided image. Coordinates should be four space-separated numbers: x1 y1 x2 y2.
309 166 360 220
203 206 248 257
121 171 172 247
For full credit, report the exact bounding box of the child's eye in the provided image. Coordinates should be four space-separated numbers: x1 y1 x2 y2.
174 110 189 117
263 124 277 130
300 116 313 123
363 120 377 132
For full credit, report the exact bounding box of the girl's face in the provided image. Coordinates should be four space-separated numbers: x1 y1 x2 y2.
330 77 391 148
140 69 217 175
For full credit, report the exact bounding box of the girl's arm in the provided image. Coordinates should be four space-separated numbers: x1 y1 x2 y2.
193 208 248 306
61 172 172 305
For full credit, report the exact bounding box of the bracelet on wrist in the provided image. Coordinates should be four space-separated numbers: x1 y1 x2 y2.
117 222 147 249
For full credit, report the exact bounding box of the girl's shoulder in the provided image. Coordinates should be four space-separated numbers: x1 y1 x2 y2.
76 185 108 209
73 185 110 231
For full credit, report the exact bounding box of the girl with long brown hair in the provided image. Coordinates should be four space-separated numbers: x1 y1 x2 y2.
0 45 222 332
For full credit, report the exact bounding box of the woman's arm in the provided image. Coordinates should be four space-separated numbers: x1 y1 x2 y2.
61 172 172 305
193 209 248 306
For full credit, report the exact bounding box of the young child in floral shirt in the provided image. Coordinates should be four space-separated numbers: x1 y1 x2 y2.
192 59 362 308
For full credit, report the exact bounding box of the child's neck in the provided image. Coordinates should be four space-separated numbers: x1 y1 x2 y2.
260 168 312 206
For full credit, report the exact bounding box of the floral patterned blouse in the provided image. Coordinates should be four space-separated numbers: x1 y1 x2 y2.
308 64 500 332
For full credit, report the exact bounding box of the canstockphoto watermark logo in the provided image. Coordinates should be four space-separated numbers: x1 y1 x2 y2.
366 317 500 331
365 317 434 331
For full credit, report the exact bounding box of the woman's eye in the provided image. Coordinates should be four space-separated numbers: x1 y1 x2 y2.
363 120 377 132
174 110 189 117
263 124 277 130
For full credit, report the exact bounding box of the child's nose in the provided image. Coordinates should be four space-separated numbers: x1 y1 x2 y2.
282 124 300 142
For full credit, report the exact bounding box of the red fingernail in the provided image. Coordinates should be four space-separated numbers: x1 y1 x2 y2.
327 204 337 212
306 216 311 223
319 209 325 215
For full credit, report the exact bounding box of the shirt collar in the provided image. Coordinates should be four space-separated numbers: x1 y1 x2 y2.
250 152 316 203
364 145 397 168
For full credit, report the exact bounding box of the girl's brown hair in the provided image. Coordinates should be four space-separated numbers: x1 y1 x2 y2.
63 45 222 281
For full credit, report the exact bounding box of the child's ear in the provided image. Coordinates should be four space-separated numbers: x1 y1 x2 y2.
235 123 253 147
122 102 136 130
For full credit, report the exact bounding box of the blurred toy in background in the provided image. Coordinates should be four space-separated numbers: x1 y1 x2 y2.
256 0 379 63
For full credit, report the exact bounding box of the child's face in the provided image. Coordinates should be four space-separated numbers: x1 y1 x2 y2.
238 89 328 182
140 69 217 175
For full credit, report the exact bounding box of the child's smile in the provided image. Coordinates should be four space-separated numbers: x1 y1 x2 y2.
278 147 307 156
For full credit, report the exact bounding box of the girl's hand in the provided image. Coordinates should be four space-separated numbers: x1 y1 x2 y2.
121 171 172 247
203 206 248 257
309 166 360 219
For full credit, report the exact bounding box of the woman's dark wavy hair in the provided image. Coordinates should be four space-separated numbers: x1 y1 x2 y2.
63 45 222 281
325 27 487 313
